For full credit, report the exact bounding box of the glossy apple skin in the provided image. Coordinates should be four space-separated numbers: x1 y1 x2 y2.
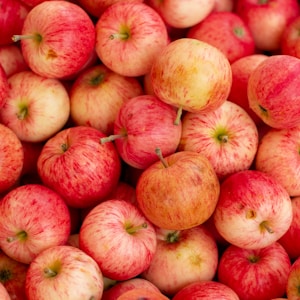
228 54 268 126
278 196 300 260
255 126 300 197
151 38 232 114
287 256 300 299
248 55 300 129
37 126 121 208
25 245 104 300
281 15 300 58
187 11 255 63
213 170 293 249
218 242 291 300
19 1 96 79
0 249 28 300
79 199 157 281
95 2 169 77
110 94 182 169
178 100 259 180
0 184 71 264
141 226 218 296
0 123 24 195
0 70 70 142
70 64 143 135
173 280 240 300
136 150 220 230
235 0 300 51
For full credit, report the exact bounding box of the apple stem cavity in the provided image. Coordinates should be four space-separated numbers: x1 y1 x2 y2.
126 222 147 235
100 133 127 144
155 148 169 168
166 230 180 243
12 33 42 43
0 269 12 282
174 106 183 125
6 230 27 242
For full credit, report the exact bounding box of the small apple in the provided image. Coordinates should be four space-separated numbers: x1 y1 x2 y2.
25 245 104 300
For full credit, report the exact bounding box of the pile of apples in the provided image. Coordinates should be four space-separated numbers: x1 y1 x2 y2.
1 0 300 299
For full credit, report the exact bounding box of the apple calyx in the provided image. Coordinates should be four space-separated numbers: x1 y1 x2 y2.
174 106 183 125
213 127 229 144
17 103 29 120
248 254 260 264
100 131 127 144
90 73 105 86
155 148 169 168
125 222 147 235
233 27 244 38
12 33 42 43
6 230 28 243
0 269 12 283
166 230 180 243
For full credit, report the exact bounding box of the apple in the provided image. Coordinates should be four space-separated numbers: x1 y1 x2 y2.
286 255 300 299
187 11 255 63
116 288 169 300
0 249 28 300
12 1 96 79
146 0 215 28
0 45 29 77
0 283 10 300
70 64 143 136
255 125 300 197
95 1 169 77
0 123 24 195
248 54 300 129
136 150 220 230
217 242 291 300
0 64 9 110
235 0 300 51
213 170 293 249
228 53 269 126
0 70 70 143
281 15 300 58
25 245 104 300
141 225 218 296
79 199 157 281
102 278 161 300
172 280 240 300
0 184 71 264
37 125 122 208
100 94 182 169
150 38 232 122
178 100 259 181
278 196 300 261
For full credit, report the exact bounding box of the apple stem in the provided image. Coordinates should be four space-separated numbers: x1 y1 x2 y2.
260 221 274 234
12 33 42 43
126 222 147 234
155 148 169 168
109 32 129 40
167 230 180 243
6 230 27 242
44 268 57 278
174 106 183 125
100 133 126 144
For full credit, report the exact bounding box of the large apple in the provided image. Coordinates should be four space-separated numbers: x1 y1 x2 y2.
217 242 291 300
100 94 182 169
178 100 259 180
150 38 232 122
141 225 219 296
25 245 104 300
0 70 70 142
0 184 71 264
12 1 96 79
248 54 300 129
213 170 293 249
136 150 220 230
79 199 157 281
37 126 122 208
95 1 169 77
187 11 255 63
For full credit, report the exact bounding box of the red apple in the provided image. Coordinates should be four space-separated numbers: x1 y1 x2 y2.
235 0 300 51
213 170 293 249
228 53 269 125
95 2 169 77
101 94 182 169
248 54 300 129
178 100 259 180
136 150 220 230
116 288 169 300
79 199 157 281
12 1 96 79
0 184 71 264
150 38 232 121
218 242 291 300
281 15 300 58
286 255 300 299
0 249 28 300
141 225 219 296
0 70 70 142
37 126 122 208
25 245 104 300
0 123 24 195
187 11 255 63
70 64 143 135
172 280 240 300
0 64 9 110
105 181 137 206
146 0 215 28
